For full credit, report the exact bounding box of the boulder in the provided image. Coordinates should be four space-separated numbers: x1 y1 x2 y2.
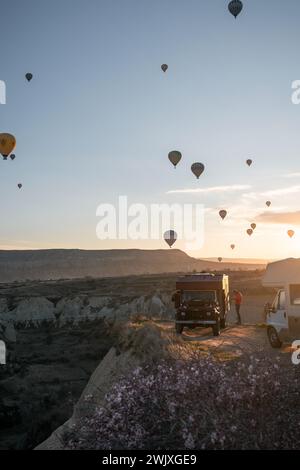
148 295 165 316
12 298 55 327
56 297 83 326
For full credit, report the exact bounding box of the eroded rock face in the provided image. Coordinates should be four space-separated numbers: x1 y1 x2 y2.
148 295 165 316
11 298 56 327
56 297 84 326
0 294 175 329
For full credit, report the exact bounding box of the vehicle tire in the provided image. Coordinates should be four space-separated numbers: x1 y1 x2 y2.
220 316 227 329
267 326 282 349
212 320 221 337
175 323 184 335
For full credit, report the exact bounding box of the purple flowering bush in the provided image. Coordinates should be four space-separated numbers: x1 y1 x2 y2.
64 353 300 450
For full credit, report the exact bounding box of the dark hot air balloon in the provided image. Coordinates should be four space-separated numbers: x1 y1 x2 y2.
25 73 33 82
10 154 16 161
191 162 205 179
247 228 253 236
228 0 243 18
164 230 177 248
266 201 271 207
168 150 182 168
230 244 235 250
219 210 227 220
251 223 256 230
246 159 252 167
17 183 22 189
161 64 168 73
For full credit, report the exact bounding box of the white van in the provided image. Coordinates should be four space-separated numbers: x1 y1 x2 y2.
263 258 300 348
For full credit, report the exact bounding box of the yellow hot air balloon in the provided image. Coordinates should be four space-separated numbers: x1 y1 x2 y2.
0 133 16 160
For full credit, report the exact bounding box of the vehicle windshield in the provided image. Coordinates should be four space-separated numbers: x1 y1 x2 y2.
182 290 216 302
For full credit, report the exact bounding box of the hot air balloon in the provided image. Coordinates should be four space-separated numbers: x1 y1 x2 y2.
219 210 227 220
218 257 223 263
25 73 33 82
10 154 16 161
168 150 182 168
164 230 177 248
266 201 271 207
161 64 168 73
0 133 16 160
246 159 252 167
287 230 295 239
247 229 253 236
228 0 243 18
230 244 235 250
191 162 205 179
251 223 256 230
17 183 22 189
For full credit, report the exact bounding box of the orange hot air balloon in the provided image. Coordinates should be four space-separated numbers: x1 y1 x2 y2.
219 210 227 220
0 133 16 160
287 230 295 238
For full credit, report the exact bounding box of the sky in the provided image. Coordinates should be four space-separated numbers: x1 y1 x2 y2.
1 0 300 260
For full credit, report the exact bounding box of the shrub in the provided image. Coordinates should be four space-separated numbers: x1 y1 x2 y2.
64 353 300 450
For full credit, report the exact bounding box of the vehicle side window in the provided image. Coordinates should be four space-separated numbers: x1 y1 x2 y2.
278 290 286 310
289 285 300 305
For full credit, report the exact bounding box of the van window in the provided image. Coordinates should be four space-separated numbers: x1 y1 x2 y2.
278 290 286 310
290 285 300 305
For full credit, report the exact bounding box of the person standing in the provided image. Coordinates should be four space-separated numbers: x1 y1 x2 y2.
233 290 243 325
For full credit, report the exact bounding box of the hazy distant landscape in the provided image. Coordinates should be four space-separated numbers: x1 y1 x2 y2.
0 249 266 283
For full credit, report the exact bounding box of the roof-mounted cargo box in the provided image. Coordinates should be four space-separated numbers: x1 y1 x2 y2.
262 258 300 288
176 273 228 291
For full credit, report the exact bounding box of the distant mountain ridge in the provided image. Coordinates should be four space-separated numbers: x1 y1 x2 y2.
0 249 266 283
